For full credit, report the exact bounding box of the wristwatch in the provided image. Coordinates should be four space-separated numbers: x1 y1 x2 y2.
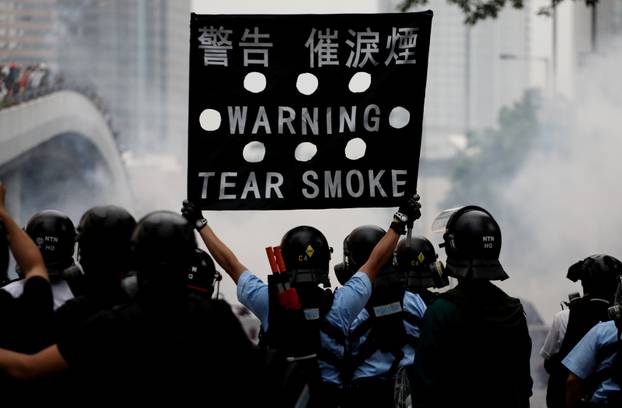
195 218 208 231
393 211 408 224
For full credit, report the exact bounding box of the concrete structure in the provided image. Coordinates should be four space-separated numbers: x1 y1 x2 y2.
0 90 131 220
0 91 124 176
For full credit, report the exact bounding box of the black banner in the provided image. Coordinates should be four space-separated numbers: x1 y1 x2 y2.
188 12 432 210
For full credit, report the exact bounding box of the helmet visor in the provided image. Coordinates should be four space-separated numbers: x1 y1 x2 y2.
431 207 463 233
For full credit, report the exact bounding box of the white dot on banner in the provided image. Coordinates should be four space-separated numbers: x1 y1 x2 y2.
389 107 410 129
348 72 371 93
199 109 221 131
295 142 317 162
296 73 319 96
242 141 266 163
243 72 267 93
345 138 367 160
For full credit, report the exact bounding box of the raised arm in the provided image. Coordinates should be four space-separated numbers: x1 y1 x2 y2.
359 195 421 283
182 200 247 283
0 183 48 281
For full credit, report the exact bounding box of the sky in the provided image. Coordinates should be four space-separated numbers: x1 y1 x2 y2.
192 0 381 14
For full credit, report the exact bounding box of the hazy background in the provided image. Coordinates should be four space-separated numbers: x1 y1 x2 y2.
0 0 620 330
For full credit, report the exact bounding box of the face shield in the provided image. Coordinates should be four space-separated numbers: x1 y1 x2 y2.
431 207 463 233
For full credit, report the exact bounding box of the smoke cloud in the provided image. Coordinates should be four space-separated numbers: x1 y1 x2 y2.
496 37 622 323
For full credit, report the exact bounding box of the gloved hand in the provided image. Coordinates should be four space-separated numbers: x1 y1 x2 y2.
181 200 208 231
390 194 421 234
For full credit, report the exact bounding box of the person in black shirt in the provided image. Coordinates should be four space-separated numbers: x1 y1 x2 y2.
0 211 264 405
412 206 532 408
53 205 136 338
0 182 53 352
0 182 54 400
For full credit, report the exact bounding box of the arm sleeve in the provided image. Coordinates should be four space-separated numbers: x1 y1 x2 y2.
562 325 601 379
540 311 566 359
236 271 269 329
404 291 427 338
324 271 372 334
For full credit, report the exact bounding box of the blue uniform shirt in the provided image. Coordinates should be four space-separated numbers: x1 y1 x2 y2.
237 270 373 385
562 320 621 404
349 290 427 380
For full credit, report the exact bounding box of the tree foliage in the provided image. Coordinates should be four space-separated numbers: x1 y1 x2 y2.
398 0 599 25
442 89 541 212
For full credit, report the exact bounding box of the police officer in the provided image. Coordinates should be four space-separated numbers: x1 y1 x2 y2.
53 205 136 337
185 248 221 299
394 236 449 306
182 195 422 405
545 254 622 408
335 226 427 408
563 276 622 406
411 206 532 408
2 209 78 309
0 211 264 405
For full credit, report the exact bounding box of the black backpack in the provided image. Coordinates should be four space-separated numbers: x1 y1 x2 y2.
261 278 345 407
546 296 611 408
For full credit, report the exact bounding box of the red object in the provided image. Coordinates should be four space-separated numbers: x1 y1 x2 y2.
274 247 287 274
266 247 280 273
274 247 301 310
266 246 301 310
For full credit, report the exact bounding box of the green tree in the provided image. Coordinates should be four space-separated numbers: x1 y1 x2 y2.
442 89 541 212
398 0 599 25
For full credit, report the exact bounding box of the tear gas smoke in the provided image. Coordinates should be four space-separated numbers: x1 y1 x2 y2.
495 37 622 323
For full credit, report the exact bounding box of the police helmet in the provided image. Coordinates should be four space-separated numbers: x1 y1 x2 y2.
432 206 507 280
280 225 332 287
0 221 9 285
186 248 220 297
77 205 136 278
132 211 197 290
25 210 76 279
395 236 448 290
334 225 385 286
567 254 622 300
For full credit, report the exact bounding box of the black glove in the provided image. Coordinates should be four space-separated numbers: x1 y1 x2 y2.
390 194 421 234
181 200 208 231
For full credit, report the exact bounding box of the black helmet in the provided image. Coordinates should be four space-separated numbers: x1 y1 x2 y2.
132 211 197 290
186 248 220 297
395 236 448 290
25 210 76 278
567 254 622 300
334 225 386 286
433 206 507 281
77 205 136 279
280 225 331 287
0 221 9 285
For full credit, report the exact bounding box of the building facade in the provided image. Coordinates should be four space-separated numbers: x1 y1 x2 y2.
0 0 190 153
